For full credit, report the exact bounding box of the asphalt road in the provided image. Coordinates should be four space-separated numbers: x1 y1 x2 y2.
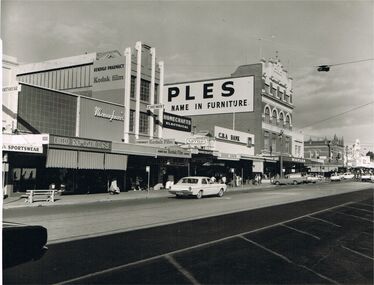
3 182 372 243
3 184 373 284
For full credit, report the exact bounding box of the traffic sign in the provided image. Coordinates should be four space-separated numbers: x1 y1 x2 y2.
146 104 164 110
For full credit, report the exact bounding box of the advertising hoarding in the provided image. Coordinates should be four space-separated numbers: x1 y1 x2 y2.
92 57 125 92
50 135 112 152
79 97 124 141
164 76 254 116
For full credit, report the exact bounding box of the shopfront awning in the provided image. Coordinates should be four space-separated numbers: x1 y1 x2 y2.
78 152 104 169
214 152 240 161
105 153 128 170
46 149 78 168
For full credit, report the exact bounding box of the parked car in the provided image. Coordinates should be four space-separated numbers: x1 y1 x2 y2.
272 173 306 185
330 174 342 182
305 175 320 183
342 172 355 180
361 173 372 182
169 176 227 199
3 222 48 269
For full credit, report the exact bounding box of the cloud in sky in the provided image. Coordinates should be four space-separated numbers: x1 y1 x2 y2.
2 0 373 148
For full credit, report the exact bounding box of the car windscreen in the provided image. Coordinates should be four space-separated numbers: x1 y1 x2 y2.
180 178 199 184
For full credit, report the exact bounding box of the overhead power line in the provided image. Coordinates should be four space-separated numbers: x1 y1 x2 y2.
326 58 374 67
317 58 374 71
300 101 374 129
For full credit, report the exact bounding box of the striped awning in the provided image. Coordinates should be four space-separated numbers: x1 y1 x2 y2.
46 149 78 168
105 153 128 170
78 152 104 169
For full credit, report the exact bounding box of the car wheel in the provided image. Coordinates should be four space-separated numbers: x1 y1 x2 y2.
217 188 224 197
175 194 181 199
275 181 280 185
196 190 203 199
293 180 298 185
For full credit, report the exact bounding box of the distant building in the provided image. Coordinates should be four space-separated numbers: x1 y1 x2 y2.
304 135 345 173
346 139 374 168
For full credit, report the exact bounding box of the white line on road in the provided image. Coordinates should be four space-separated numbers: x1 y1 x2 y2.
354 202 373 207
344 205 374 213
239 236 292 263
239 236 339 285
334 211 374 223
280 224 321 240
307 216 342 227
165 255 201 285
340 245 374 260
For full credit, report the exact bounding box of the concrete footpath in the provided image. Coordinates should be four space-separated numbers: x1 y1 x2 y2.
2 183 276 209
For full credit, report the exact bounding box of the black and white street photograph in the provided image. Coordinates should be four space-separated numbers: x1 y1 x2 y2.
1 0 373 284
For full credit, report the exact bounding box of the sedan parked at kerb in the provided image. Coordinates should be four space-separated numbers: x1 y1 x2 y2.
169 176 227 199
360 173 372 182
272 173 306 185
330 174 342 182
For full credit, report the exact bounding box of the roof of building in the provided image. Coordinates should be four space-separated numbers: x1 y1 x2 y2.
16 52 97 75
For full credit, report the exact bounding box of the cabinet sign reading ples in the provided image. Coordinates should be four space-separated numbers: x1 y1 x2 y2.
164 76 254 116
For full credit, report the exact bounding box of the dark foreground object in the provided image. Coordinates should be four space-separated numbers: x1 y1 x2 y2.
3 222 48 269
4 189 373 284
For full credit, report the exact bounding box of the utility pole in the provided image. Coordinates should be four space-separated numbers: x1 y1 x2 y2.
279 130 284 178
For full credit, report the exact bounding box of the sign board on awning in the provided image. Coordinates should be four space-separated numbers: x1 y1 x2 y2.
3 144 43 153
185 137 210 146
136 138 176 148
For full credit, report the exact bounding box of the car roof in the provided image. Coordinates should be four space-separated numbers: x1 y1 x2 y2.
182 176 210 178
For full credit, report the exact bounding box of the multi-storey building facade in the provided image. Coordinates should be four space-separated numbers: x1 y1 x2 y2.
164 56 305 178
304 135 345 173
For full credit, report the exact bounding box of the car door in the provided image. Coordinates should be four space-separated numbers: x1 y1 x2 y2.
202 178 213 195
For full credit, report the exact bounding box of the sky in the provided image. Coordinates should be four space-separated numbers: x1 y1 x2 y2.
2 0 374 152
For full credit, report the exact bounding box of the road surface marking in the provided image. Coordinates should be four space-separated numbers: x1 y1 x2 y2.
354 202 373 207
281 224 321 240
334 211 374 223
344 205 373 213
239 236 339 285
239 236 292 263
165 255 201 285
341 245 374 260
307 216 342 227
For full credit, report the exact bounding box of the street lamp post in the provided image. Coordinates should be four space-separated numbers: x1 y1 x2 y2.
279 130 284 178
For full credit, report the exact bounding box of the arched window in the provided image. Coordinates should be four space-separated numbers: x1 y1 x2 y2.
264 106 271 123
285 114 291 128
272 110 277 124
279 112 284 125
